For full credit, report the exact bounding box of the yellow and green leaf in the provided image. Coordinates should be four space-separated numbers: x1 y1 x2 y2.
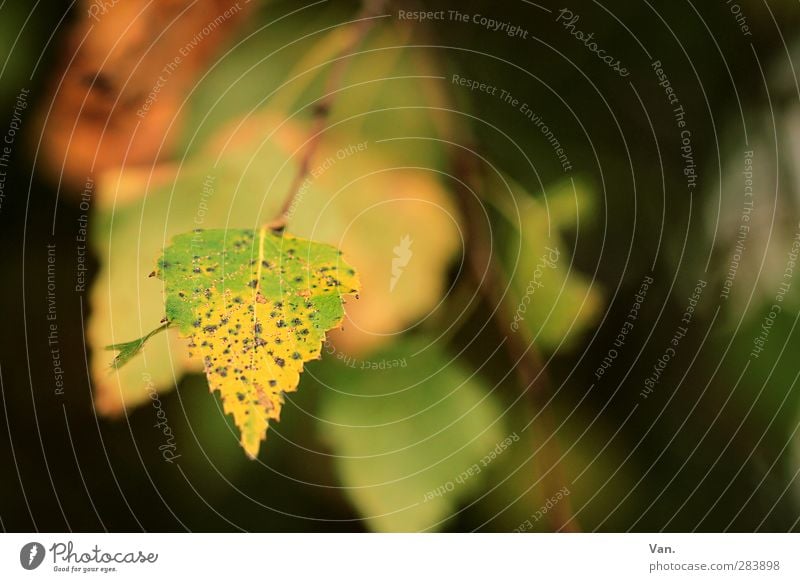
111 228 359 459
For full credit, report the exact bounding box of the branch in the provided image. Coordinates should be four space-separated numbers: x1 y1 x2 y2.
267 0 387 232
451 149 580 533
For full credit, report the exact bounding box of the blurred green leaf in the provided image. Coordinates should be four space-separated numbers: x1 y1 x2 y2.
495 177 603 351
317 338 506 531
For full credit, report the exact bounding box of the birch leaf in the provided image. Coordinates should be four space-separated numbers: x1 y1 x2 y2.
117 228 359 459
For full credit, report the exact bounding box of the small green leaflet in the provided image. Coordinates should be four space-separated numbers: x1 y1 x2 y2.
106 322 169 370
109 227 360 458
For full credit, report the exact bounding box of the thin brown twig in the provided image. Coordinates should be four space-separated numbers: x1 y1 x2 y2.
267 0 387 233
452 149 581 533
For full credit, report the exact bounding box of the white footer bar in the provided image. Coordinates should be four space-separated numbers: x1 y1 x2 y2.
1 533 797 580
